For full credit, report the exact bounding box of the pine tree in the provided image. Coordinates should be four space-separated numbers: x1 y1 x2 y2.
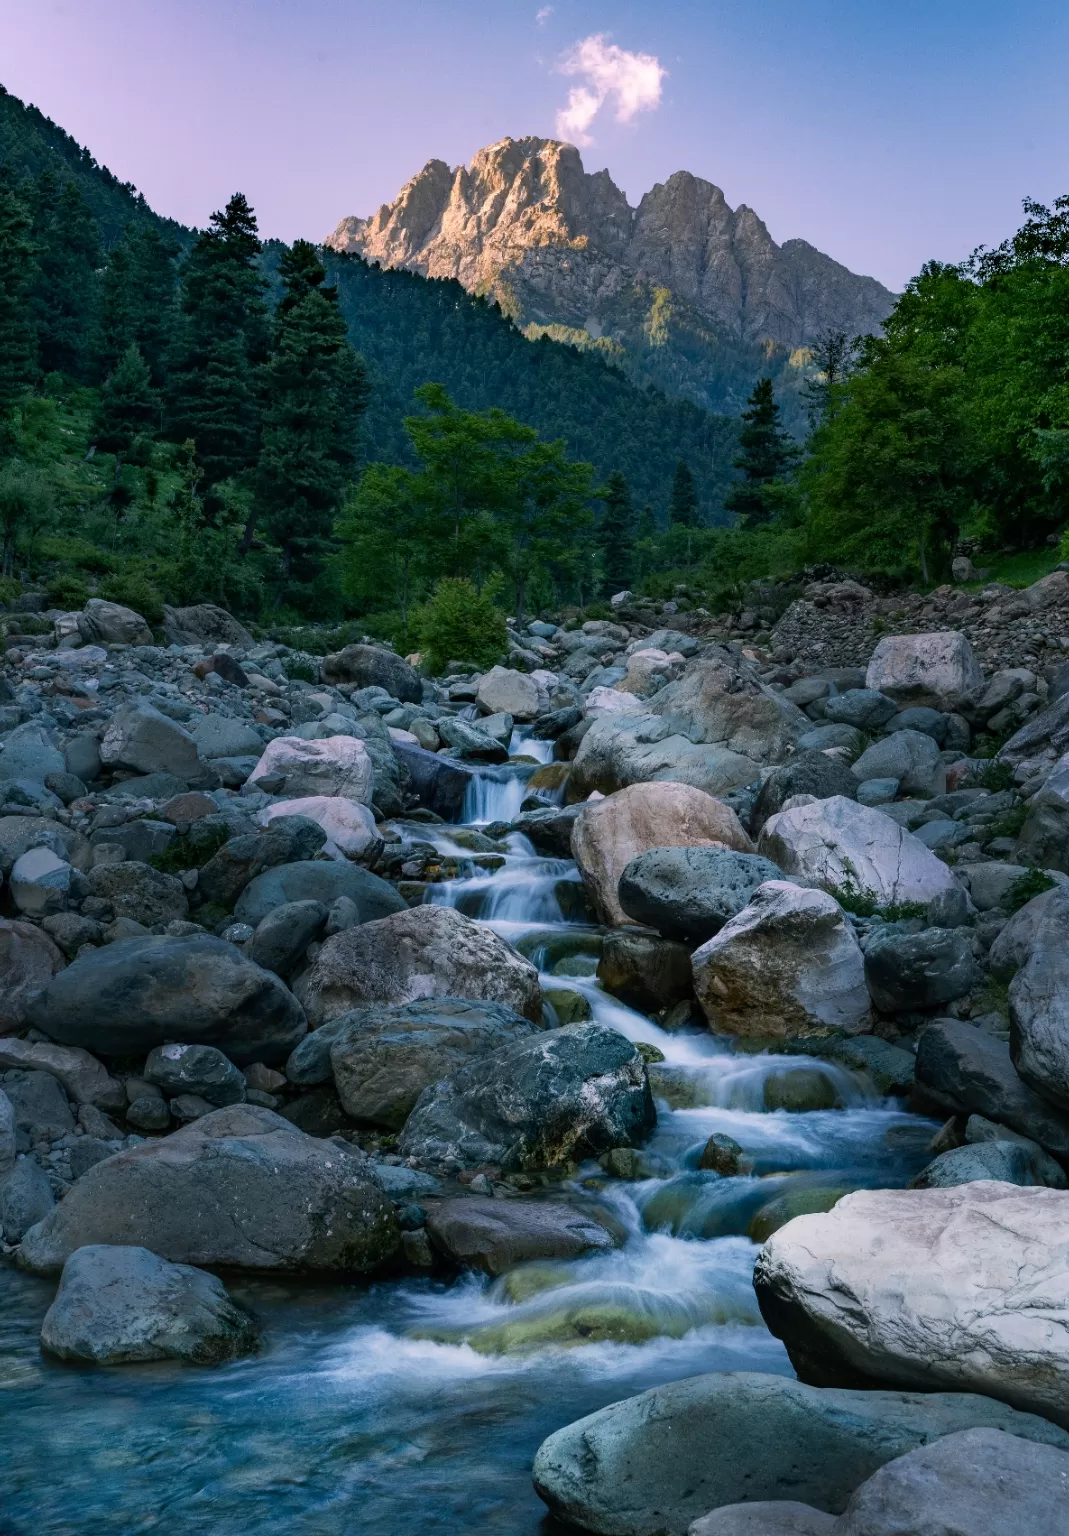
28 171 100 380
0 168 37 414
255 239 368 602
669 460 700 527
166 193 268 504
598 469 635 592
724 376 799 527
95 224 177 384
92 343 159 454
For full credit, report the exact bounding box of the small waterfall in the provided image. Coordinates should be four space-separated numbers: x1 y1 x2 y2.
459 767 533 825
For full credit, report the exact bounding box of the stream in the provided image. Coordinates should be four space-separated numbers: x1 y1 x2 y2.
0 734 940 1535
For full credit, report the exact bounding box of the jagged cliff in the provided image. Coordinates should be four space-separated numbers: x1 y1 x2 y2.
328 138 895 420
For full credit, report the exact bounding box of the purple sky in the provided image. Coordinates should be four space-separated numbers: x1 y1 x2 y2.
4 0 1068 289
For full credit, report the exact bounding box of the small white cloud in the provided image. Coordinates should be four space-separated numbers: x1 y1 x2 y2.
555 33 666 146
536 6 553 23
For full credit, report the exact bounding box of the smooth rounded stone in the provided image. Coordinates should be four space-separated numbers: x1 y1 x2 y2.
190 714 264 760
787 1035 915 1097
99 702 206 784
796 723 866 756
144 1043 247 1107
0 917 64 1031
68 1136 118 1180
887 705 947 742
3 1068 75 1140
763 1067 841 1112
958 861 1029 912
64 731 102 785
294 905 542 1029
327 999 538 1130
0 1086 13 1173
245 734 375 803
257 795 382 863
596 930 694 1014
512 802 583 857
618 846 785 945
320 643 422 702
198 817 328 907
77 597 152 646
697 1132 744 1174
689 1503 835 1536
1009 911 1069 1111
425 1195 615 1275
390 739 475 819
532 1371 1069 1536
866 631 984 712
246 899 326 977
692 882 872 1038
87 860 189 926
18 1103 400 1275
851 730 946 799
753 1183 1069 1427
748 1185 851 1242
964 1113 1068 1187
27 934 307 1067
398 1021 655 1173
572 781 754 926
234 857 404 929
162 602 254 649
0 1038 123 1112
912 816 971 851
9 846 72 917
568 712 760 801
0 1154 55 1240
472 667 542 723
758 796 962 908
545 986 592 1024
0 722 66 785
584 686 647 718
912 1138 1060 1189
821 690 898 732
126 1094 171 1132
863 926 982 1013
915 1017 1069 1157
855 777 899 807
988 883 1069 979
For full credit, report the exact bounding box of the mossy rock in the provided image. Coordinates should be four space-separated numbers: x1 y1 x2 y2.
527 763 571 793
762 1067 841 1113
747 1185 851 1244
544 986 592 1024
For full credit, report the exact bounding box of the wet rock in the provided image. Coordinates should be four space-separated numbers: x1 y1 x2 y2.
87 861 189 926
398 1021 654 1173
697 1132 744 1174
0 917 65 1032
99 702 206 784
294 905 542 1028
245 735 374 803
40 1243 259 1365
692 882 872 1038
257 795 383 863
144 1043 247 1107
390 740 475 819
863 926 982 1013
512 802 583 857
618 846 785 945
320 643 422 702
866 631 984 712
18 1104 399 1274
532 1370 1069 1536
0 1154 54 1240
759 796 962 908
234 858 404 929
788 1035 915 1097
851 729 946 799
597 930 694 1014
425 1196 615 1275
748 1185 849 1242
0 1039 123 1112
763 1067 841 1112
754 1183 1069 1426
27 934 307 1066
912 1138 1060 1189
572 781 754 926
914 1017 1069 1157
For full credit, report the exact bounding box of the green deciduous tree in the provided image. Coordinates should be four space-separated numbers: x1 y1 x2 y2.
416 576 508 673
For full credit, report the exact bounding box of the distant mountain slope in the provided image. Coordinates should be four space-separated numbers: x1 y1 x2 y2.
329 136 896 423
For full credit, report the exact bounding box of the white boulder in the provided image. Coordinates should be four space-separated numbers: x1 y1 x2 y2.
244 735 374 803
583 687 647 718
476 666 543 721
10 846 72 917
256 795 383 863
865 631 983 711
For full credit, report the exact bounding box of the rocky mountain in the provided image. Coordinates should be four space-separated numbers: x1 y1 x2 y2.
328 137 896 421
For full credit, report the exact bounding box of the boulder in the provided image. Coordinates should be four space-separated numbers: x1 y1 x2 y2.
988 883 1069 979
0 722 66 785
319 643 422 702
327 998 538 1130
1014 752 1069 872
0 918 64 1032
0 1038 123 1112
865 631 983 712
0 815 90 875
197 817 329 907
9 845 71 916
144 1043 247 1107
751 752 860 833
1009 915 1069 1110
390 739 476 819
914 1017 1069 1157
863 926 982 1013
692 882 872 1038
256 795 382 863
0 1155 54 1240
295 905 542 1029
245 735 374 803
821 690 898 731
475 666 541 721
87 860 189 926
584 685 647 717
246 899 326 977
651 656 806 762
18 1104 399 1274
512 803 583 857
572 781 754 926
0 1086 13 1173
233 858 404 928
190 714 264 760
88 816 175 863
437 715 509 762
997 691 1069 775
618 847 785 945
2 1068 74 1140
569 713 759 801
912 1138 1060 1189
425 1196 614 1275
532 1371 1069 1536
754 1182 1069 1426
162 603 254 650
99 702 206 784
596 930 694 1014
40 1244 258 1365
758 796 962 908
27 934 307 1066
76 598 153 647
850 730 946 799
398 1021 654 1173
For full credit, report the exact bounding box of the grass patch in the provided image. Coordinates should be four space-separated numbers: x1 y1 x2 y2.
1006 868 1057 912
977 759 1016 791
149 824 229 875
979 548 1062 589
986 804 1028 841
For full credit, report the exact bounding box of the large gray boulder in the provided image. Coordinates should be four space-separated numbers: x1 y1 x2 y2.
144 1043 247 1107
326 998 538 1130
0 917 65 1032
532 1371 1069 1536
865 631 983 711
751 752 859 833
1014 752 1069 872
568 713 759 801
997 690 1069 776
398 1021 654 1172
912 1138 1062 1189
425 1195 614 1275
758 796 962 908
100 701 207 783
0 722 65 785
0 1086 13 1174
197 817 328 908
320 643 422 702
914 1017 1069 1156
18 1104 399 1274
988 883 1069 979
1010 913 1069 1110
0 1038 123 1112
0 815 90 875
294 906 542 1029
389 740 475 820
246 734 374 803
87 860 189 926
754 1182 1069 1427
651 655 807 761
692 882 872 1038
77 597 152 647
246 899 326 977
850 729 946 798
233 859 405 928
475 665 541 721
161 603 254 649
40 1244 258 1365
572 781 754 926
190 714 264 760
863 926 982 1013
821 689 898 731
27 934 307 1066
618 847 784 945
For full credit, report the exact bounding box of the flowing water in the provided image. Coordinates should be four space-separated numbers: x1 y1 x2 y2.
0 740 939 1535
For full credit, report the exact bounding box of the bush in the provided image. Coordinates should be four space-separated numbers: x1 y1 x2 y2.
1006 868 1057 912
98 570 165 625
415 577 508 675
45 569 91 610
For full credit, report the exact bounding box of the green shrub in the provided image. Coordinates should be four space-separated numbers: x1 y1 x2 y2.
45 569 91 610
35 536 119 575
98 570 165 625
284 656 318 683
0 576 22 606
415 577 508 675
978 759 1016 791
1006 868 1057 912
